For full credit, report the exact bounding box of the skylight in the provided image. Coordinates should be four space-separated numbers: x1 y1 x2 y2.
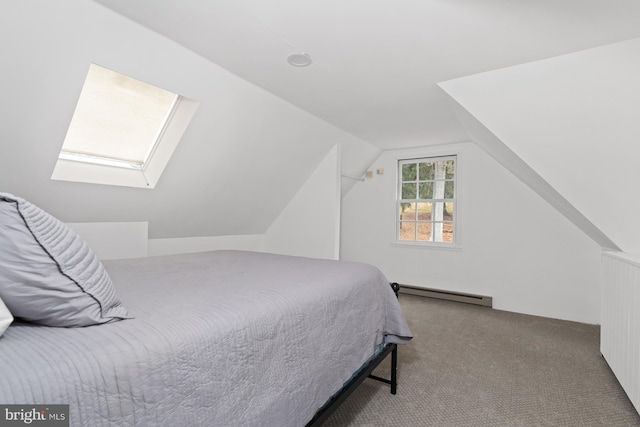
52 64 199 189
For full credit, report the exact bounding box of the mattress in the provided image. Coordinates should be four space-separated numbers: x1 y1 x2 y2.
0 250 412 426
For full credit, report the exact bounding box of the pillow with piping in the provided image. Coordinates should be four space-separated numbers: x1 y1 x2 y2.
0 193 131 327
0 295 12 337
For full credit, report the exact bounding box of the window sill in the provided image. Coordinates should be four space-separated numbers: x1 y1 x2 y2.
391 241 462 252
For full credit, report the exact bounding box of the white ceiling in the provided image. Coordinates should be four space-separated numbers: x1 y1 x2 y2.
94 0 640 150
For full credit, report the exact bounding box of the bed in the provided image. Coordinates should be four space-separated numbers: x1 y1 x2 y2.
0 193 412 426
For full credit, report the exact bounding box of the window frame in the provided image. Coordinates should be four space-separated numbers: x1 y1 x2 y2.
395 154 458 247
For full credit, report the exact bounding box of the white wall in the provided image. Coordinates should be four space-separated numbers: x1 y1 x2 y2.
65 220 265 259
140 141 342 258
148 234 265 256
340 142 602 324
264 145 341 259
61 144 341 260
66 222 148 260
439 37 640 254
90 146 341 259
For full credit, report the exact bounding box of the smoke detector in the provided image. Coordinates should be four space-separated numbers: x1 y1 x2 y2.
287 53 312 67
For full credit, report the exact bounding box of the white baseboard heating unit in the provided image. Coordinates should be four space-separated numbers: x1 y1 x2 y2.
398 284 492 307
601 252 640 414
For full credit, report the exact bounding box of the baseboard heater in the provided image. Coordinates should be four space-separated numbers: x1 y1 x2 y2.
398 284 492 307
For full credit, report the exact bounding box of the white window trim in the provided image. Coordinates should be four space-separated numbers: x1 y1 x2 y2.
58 151 145 170
392 150 462 249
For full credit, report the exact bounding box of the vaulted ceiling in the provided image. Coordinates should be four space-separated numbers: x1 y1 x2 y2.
94 0 640 149
3 1 640 247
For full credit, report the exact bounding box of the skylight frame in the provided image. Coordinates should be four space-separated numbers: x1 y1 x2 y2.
51 64 199 189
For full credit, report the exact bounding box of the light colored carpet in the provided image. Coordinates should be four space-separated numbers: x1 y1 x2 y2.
323 294 640 426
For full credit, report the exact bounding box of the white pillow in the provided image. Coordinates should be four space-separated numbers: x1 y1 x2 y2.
0 296 13 338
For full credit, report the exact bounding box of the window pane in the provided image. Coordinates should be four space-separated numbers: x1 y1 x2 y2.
418 182 433 199
417 202 432 220
399 222 416 241
417 222 432 241
402 163 417 181
62 64 178 163
444 181 455 198
418 162 435 180
402 183 417 199
400 203 416 220
435 160 448 181
432 222 445 242
443 202 454 221
445 160 455 179
442 222 454 242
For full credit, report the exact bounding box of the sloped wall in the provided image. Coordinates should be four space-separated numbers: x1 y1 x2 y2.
265 145 341 259
66 222 148 260
439 37 640 253
341 142 602 324
0 1 378 240
68 146 340 259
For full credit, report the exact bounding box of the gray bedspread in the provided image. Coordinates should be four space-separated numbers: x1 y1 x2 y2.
0 250 412 426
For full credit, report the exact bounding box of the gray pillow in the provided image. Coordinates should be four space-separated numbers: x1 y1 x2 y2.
0 193 131 327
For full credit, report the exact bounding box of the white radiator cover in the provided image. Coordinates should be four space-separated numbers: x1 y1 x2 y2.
601 252 640 412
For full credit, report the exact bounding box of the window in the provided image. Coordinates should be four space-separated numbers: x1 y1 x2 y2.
397 156 456 244
51 64 199 189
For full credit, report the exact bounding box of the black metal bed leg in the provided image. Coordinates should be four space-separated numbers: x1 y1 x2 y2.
366 282 400 395
390 344 398 395
390 282 399 395
367 343 398 394
322 283 401 400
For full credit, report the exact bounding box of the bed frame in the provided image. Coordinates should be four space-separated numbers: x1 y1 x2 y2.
306 282 401 426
